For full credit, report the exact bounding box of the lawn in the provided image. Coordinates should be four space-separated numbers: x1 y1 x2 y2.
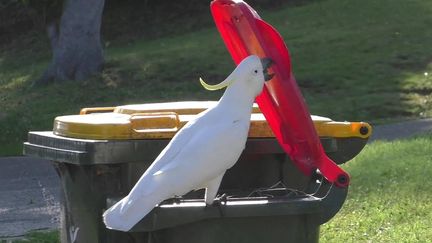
0 231 59 243
1 0 432 155
321 135 432 242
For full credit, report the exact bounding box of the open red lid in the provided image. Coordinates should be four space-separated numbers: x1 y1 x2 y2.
211 0 350 187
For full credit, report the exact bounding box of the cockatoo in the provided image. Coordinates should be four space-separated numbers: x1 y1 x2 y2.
103 55 273 232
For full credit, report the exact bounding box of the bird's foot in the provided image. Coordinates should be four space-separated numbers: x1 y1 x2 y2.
209 193 228 207
205 193 228 217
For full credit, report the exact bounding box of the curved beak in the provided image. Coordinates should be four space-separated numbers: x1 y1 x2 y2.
261 58 274 81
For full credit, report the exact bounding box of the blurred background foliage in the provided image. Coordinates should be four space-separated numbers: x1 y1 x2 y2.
1 0 431 155
0 0 315 47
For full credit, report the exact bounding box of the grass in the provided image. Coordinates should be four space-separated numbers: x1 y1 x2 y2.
0 231 59 243
1 0 432 153
321 135 432 242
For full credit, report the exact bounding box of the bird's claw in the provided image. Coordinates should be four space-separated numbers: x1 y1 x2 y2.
204 193 227 217
210 193 228 207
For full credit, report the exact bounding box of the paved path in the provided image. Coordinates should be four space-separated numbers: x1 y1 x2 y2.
369 118 432 142
0 157 60 238
0 118 431 238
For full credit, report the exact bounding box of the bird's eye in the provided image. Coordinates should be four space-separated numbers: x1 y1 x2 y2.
254 70 258 74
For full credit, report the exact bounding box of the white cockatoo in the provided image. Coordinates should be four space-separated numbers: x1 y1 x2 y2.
103 55 273 232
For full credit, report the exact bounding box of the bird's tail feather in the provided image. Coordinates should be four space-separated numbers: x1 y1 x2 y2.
103 195 159 232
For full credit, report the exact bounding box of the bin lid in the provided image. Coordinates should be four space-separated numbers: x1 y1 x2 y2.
210 0 353 186
114 101 261 115
53 101 371 140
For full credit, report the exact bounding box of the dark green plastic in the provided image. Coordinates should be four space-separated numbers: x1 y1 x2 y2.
23 131 366 243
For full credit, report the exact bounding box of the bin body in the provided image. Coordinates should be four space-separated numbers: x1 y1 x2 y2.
145 216 320 243
53 160 320 243
23 102 369 243
25 132 354 243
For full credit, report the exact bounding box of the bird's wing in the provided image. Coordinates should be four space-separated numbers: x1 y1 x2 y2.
132 117 249 197
140 111 209 177
156 118 250 176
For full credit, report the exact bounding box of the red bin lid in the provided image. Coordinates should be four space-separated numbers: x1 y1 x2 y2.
211 0 350 187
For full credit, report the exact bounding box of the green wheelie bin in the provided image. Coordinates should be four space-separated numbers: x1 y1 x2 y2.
24 101 371 243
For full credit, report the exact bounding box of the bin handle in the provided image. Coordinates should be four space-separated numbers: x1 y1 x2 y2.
80 107 116 115
315 121 372 139
130 112 180 135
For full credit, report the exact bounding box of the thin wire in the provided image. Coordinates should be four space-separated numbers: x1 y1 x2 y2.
245 180 310 199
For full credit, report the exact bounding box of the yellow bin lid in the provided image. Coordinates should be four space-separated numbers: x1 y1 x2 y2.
53 101 372 140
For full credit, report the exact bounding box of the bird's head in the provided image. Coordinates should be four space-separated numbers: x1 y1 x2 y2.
200 55 274 98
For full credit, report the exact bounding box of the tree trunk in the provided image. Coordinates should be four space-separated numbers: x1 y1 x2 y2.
34 0 105 85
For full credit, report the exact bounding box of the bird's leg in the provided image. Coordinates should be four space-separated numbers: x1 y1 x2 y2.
212 193 228 206
210 193 228 217
204 173 225 206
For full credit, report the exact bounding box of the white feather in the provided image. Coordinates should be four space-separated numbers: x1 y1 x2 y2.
103 55 266 231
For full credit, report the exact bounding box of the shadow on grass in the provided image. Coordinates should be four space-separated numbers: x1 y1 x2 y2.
268 0 432 122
